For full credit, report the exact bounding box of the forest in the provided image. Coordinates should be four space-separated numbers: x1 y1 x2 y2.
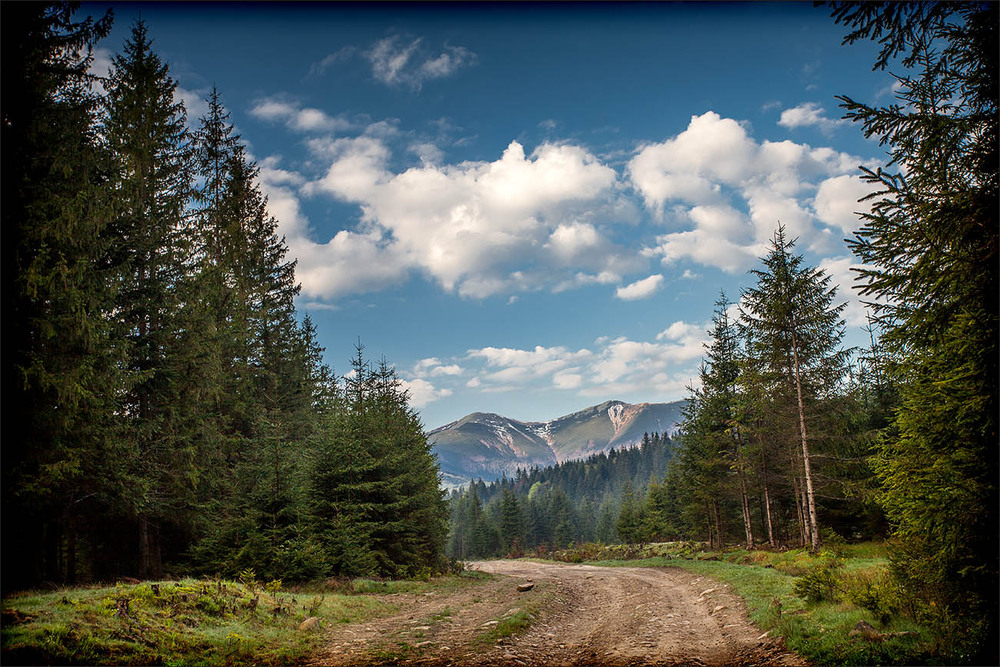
3 1 997 662
3 4 447 589
447 431 674 558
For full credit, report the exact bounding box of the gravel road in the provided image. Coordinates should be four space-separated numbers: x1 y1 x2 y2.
310 559 804 666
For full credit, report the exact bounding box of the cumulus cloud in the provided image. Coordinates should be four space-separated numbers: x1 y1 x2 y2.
300 134 633 299
814 174 876 234
413 358 464 377
615 274 664 301
632 111 872 274
778 102 846 134
250 97 353 133
453 321 708 400
251 108 878 305
401 378 452 408
367 36 475 90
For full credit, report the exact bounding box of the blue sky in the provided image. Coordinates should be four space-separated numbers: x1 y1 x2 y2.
87 2 893 429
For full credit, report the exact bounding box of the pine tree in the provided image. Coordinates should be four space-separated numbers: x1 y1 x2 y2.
615 482 643 545
102 19 194 578
739 225 849 551
499 488 525 555
2 1 115 589
829 2 998 656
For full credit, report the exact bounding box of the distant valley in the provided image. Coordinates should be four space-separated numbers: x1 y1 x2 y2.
429 399 686 488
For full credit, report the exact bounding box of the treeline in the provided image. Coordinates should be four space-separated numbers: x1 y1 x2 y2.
3 5 446 590
667 233 884 550
446 433 673 558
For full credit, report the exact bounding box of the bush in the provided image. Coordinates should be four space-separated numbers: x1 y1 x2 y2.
793 560 842 603
840 569 902 625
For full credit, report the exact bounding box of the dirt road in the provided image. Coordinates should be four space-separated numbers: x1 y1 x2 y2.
309 560 803 666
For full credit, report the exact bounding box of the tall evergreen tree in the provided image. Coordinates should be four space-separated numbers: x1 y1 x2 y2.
829 2 998 656
2 1 114 590
739 225 849 551
102 19 194 578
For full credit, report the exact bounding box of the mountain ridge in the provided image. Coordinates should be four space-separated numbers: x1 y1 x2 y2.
429 399 686 488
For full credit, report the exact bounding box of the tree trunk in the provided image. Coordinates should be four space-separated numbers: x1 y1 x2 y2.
705 500 714 548
760 448 776 547
790 326 821 551
139 515 150 579
712 499 723 549
733 427 755 549
138 516 161 579
790 458 808 547
66 522 76 585
738 471 754 549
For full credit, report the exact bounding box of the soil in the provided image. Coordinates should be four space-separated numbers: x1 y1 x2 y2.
308 560 805 666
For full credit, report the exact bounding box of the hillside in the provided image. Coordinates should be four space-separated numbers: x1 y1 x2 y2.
429 399 685 486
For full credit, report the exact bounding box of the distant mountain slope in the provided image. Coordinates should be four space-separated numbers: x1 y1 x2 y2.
429 399 686 487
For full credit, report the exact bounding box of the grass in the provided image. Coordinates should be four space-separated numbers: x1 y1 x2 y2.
474 581 551 647
543 541 937 666
1 572 488 666
348 568 491 595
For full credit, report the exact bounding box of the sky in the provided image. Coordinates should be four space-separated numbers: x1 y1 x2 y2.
84 1 895 430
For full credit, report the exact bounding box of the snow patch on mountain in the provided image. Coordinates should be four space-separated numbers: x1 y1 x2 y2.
607 402 628 434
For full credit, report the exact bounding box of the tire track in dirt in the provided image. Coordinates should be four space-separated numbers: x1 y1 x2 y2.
310 560 804 666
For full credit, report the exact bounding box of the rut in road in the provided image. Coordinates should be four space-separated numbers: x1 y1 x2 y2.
310 560 804 667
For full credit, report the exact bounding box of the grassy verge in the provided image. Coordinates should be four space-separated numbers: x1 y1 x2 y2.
0 572 486 666
544 541 936 666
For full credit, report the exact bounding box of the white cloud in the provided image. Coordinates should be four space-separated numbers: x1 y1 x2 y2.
629 112 753 212
401 378 452 408
294 229 410 299
259 157 305 187
470 345 593 373
251 108 879 306
814 174 876 234
250 97 353 134
175 86 209 122
413 358 464 377
553 371 584 390
456 323 708 400
615 274 664 301
367 36 475 90
302 135 630 299
778 102 846 134
631 111 871 274
419 46 475 80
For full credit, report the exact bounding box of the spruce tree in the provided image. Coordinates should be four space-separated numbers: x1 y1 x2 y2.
739 225 849 551
2 1 114 589
102 19 194 577
829 2 998 656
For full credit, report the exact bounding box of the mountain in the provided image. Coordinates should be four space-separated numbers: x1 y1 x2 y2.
429 399 686 488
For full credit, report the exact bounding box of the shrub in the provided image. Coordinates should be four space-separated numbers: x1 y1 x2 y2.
793 560 842 603
840 569 902 625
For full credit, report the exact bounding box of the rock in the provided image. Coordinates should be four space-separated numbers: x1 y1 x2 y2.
298 617 320 631
517 582 534 592
849 620 882 641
